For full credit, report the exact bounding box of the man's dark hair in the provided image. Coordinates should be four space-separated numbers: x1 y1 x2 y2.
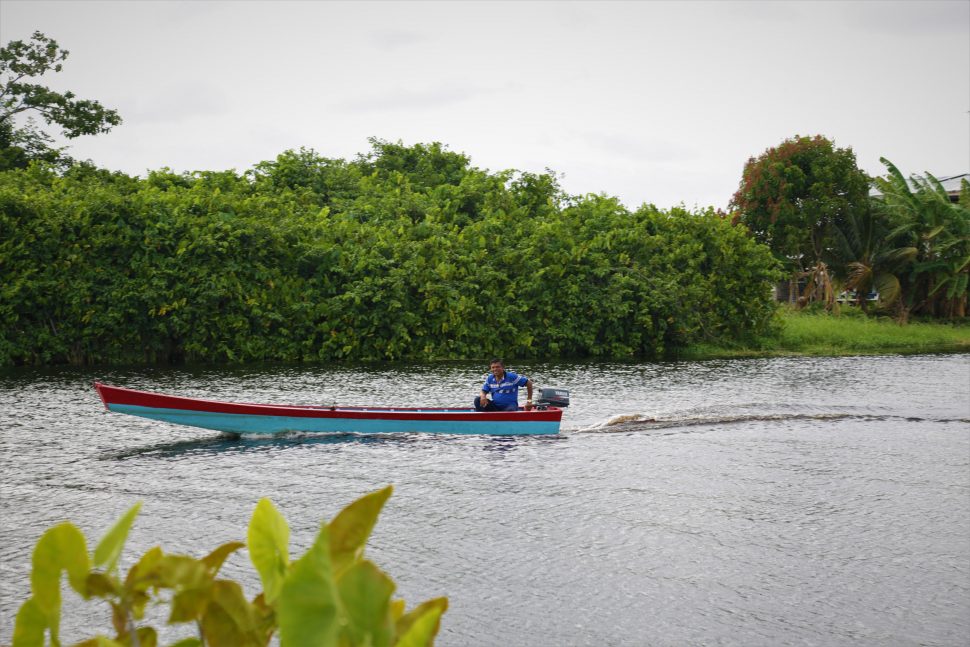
489 358 504 366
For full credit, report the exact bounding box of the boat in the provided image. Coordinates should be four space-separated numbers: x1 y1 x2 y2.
94 382 569 436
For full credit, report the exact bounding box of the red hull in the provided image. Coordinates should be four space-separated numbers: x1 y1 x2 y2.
94 382 563 435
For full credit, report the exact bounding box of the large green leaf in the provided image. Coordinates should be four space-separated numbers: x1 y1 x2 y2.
336 559 396 647
93 502 141 573
29 522 91 644
247 498 290 605
278 525 339 647
328 485 392 574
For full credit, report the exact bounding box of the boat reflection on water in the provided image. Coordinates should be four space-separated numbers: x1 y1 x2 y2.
101 428 564 461
101 430 414 460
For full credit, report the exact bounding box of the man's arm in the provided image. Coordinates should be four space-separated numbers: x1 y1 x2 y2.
525 379 534 409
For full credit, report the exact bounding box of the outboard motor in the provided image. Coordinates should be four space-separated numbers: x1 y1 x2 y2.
536 387 570 409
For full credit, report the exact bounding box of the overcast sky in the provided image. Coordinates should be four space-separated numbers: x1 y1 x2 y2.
2 0 968 210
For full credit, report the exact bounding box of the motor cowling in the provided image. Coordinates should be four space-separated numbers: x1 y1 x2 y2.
536 387 569 408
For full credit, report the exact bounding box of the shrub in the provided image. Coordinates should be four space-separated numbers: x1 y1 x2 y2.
13 486 447 647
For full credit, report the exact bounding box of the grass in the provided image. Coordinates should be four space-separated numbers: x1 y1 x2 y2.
677 306 970 360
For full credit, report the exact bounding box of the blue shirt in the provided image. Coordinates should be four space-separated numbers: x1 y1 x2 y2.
482 371 529 411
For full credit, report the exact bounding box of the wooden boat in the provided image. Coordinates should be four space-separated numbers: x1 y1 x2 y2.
94 382 566 436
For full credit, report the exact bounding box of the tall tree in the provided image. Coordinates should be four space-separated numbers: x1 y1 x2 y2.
0 31 121 170
731 135 870 305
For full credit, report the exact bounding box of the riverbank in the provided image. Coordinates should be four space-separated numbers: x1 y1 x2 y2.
676 307 970 360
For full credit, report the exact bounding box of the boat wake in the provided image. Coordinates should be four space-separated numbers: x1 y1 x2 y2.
568 411 970 434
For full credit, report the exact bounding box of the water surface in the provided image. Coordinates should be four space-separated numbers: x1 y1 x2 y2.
1 355 968 645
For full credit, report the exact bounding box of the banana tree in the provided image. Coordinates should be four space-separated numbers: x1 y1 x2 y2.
871 159 969 321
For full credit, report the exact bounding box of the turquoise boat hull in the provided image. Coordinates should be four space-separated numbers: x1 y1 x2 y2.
95 383 563 436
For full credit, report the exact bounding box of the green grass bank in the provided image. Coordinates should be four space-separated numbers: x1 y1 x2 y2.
676 307 970 360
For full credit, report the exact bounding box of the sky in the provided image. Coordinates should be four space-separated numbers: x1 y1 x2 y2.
2 0 968 210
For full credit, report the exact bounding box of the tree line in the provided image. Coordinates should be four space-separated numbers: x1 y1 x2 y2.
0 144 780 365
1 31 965 367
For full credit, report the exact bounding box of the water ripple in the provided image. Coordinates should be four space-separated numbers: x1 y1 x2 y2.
1 355 968 646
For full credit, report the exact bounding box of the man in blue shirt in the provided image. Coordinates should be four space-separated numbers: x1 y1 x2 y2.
475 358 534 411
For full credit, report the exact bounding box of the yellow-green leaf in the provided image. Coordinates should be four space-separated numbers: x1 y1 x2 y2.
394 598 448 647
336 559 396 647
70 636 126 647
135 626 158 647
12 597 45 647
389 599 406 624
30 522 91 644
84 572 120 598
210 580 256 632
125 546 163 588
201 541 245 575
328 486 392 574
278 525 338 647
168 639 203 647
169 586 210 623
200 581 259 647
247 498 290 606
251 592 276 643
156 555 208 590
94 502 142 573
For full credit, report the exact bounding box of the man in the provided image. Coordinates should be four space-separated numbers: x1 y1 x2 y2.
474 358 534 411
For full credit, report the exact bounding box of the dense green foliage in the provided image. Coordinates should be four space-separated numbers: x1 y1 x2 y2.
826 192 915 313
0 142 781 366
14 486 447 647
731 136 968 320
730 135 870 278
869 159 969 320
1 31 122 171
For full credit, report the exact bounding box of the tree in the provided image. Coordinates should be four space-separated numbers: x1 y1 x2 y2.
359 138 471 191
731 135 870 306
0 31 121 170
826 201 915 313
872 158 970 320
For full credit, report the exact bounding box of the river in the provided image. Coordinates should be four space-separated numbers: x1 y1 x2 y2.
1 354 968 646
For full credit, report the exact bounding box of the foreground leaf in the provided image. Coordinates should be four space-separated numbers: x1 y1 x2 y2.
30 522 91 643
71 636 126 647
278 525 338 647
336 559 396 647
169 586 210 624
394 598 448 647
328 485 392 574
123 546 163 620
94 502 142 573
12 597 45 647
247 499 290 605
201 580 259 647
202 541 245 575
